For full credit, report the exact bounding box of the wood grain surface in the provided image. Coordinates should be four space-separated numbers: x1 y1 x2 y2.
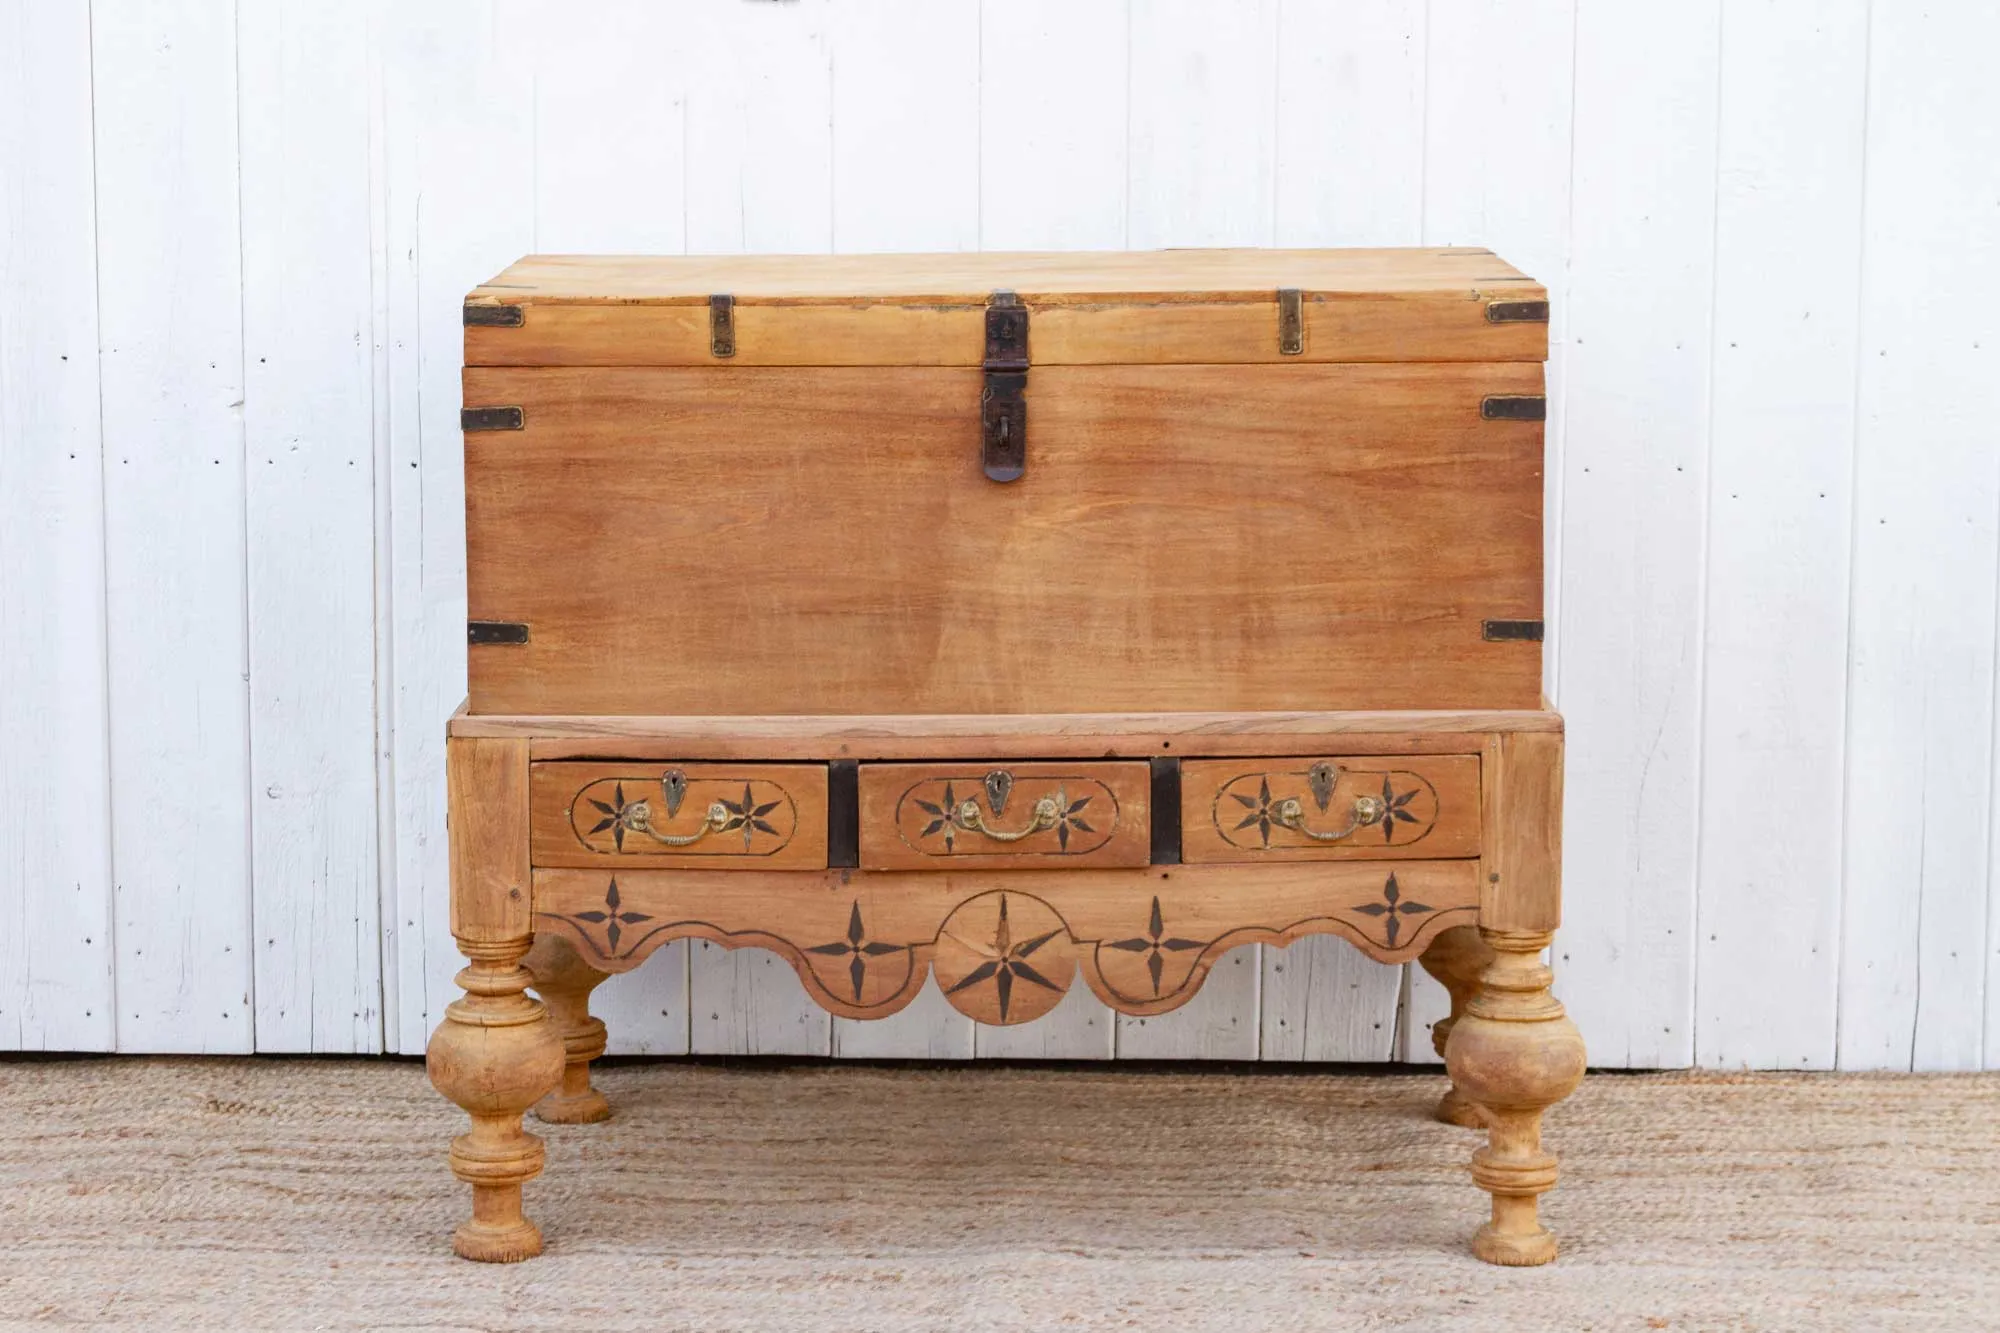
464 362 1544 716
532 861 1479 1021
1180 755 1480 862
858 761 1150 870
530 761 829 871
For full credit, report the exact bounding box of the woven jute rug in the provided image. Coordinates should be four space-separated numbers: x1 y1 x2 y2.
0 1058 1993 1331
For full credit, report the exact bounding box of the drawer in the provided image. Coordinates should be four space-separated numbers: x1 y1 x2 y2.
531 761 829 869
858 761 1151 870
1180 755 1479 862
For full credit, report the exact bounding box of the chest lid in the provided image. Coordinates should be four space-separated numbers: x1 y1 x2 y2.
465 248 1547 367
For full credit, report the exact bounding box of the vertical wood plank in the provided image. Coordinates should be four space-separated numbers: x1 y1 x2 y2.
688 942 832 1057
93 0 254 1053
0 0 115 1050
1114 947 1262 1060
822 0 981 1058
238 0 384 1053
1549 0 1720 1069
525 0 693 1059
1127 0 1279 250
1694 0 1868 1070
829 0 979 255
1841 1 2000 1072
1119 0 1279 1058
1274 0 1425 246
678 0 836 1057
977 0 1127 250
1266 0 1427 1062
1413 0 1577 1059
684 0 834 255
967 0 1127 1061
379 0 535 1053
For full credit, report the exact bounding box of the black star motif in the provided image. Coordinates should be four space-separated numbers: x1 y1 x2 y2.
913 782 962 852
804 902 905 1002
586 782 641 851
1351 872 1434 948
942 894 1064 1021
1374 777 1422 844
1229 777 1284 848
1105 895 1205 996
1052 794 1094 851
715 782 781 850
569 877 652 954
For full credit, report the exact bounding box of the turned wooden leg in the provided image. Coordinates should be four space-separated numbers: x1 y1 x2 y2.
429 733 563 1262
1443 928 1586 1267
428 937 565 1262
1419 924 1495 1128
525 933 612 1124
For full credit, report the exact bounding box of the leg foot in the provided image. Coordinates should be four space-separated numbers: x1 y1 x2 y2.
428 938 564 1262
526 934 613 1124
1444 929 1585 1267
1419 924 1493 1128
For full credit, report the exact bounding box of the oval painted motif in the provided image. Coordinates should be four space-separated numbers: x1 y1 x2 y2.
1212 767 1440 851
568 773 799 857
894 774 1119 858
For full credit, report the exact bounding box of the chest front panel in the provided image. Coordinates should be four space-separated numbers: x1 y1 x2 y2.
464 360 1543 715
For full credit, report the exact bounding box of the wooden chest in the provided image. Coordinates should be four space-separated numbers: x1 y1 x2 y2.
429 249 1585 1269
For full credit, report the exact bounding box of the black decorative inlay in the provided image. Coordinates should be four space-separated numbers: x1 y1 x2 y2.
1104 895 1203 997
716 782 780 850
1371 776 1423 844
1351 873 1434 948
940 894 1063 1021
567 877 653 954
804 902 905 1002
1052 794 1094 850
586 782 641 851
914 781 965 852
1229 777 1288 848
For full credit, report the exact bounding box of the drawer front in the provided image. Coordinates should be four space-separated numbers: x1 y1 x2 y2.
859 761 1151 870
1180 755 1479 862
531 761 828 869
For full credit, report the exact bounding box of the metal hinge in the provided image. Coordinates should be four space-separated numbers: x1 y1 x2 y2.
463 303 524 328
468 621 530 645
1481 395 1546 422
461 406 524 432
1486 299 1550 324
709 294 736 358
981 290 1029 483
1482 619 1544 642
1277 288 1305 355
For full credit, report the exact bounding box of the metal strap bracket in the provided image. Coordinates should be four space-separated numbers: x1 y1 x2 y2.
981 290 1029 483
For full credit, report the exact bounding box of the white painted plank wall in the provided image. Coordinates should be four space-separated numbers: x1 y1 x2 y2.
0 0 114 1051
2 0 1998 1071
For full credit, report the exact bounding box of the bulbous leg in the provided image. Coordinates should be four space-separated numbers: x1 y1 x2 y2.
525 934 612 1124
1418 924 1494 1128
1443 928 1586 1267
427 937 565 1262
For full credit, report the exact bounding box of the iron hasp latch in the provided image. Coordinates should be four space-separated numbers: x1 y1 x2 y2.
981 290 1029 482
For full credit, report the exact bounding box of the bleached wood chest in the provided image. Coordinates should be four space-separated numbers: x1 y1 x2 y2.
427 249 1585 1267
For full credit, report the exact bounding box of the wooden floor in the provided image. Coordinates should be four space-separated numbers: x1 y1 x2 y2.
1 1057 1994 1331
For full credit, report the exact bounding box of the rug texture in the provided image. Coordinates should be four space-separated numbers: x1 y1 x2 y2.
0 1058 1993 1332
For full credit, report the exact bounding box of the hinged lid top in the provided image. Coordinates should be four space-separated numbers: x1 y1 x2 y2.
465 247 1547 367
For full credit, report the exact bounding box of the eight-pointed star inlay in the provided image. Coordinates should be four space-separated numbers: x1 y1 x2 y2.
940 894 1064 1021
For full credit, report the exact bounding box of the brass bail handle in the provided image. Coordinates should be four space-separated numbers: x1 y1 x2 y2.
1272 793 1385 843
1274 761 1386 843
954 784 1063 843
619 797 730 847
